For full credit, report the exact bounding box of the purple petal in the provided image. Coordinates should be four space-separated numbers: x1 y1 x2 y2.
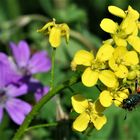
0 53 21 87
6 84 28 97
28 51 51 74
8 57 21 75
0 53 10 65
35 86 50 102
10 40 30 68
0 107 3 123
5 98 31 125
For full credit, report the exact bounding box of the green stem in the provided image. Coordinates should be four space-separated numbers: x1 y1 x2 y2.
12 74 79 140
51 48 56 90
25 122 57 132
70 30 96 51
67 87 75 93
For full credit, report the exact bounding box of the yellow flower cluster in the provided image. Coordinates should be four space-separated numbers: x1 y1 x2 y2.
71 5 140 132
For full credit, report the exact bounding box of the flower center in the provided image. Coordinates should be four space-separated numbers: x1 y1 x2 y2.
116 26 130 39
20 67 31 76
85 102 94 115
91 59 106 71
0 89 7 105
116 57 124 65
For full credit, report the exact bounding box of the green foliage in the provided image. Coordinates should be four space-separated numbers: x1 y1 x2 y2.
40 0 87 23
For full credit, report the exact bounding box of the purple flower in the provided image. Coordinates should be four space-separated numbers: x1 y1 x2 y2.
10 40 51 101
10 40 51 76
0 55 31 125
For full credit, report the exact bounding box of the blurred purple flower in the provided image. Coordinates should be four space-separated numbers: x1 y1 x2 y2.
10 40 51 76
10 40 51 101
0 54 31 125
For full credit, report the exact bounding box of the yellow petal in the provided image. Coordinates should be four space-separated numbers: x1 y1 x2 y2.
99 90 113 107
99 70 117 88
108 57 118 71
71 94 88 113
113 36 127 47
138 22 140 29
115 65 128 78
82 68 99 87
132 25 138 36
103 39 114 45
127 70 137 80
127 36 140 53
96 44 114 61
121 17 137 35
118 90 129 99
100 18 118 34
127 6 139 20
93 99 106 112
113 97 122 107
49 27 61 47
114 89 129 107
91 114 107 130
60 23 70 44
113 46 127 59
123 51 139 65
73 50 94 66
73 112 90 132
108 6 126 18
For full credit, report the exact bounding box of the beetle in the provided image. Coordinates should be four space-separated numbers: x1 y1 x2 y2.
121 78 140 111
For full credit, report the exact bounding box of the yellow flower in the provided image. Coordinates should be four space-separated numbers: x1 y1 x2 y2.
37 18 70 48
109 46 139 78
100 6 140 48
71 94 106 132
99 88 129 108
71 44 118 88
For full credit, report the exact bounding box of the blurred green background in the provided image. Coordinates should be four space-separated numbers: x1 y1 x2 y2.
1 0 140 140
